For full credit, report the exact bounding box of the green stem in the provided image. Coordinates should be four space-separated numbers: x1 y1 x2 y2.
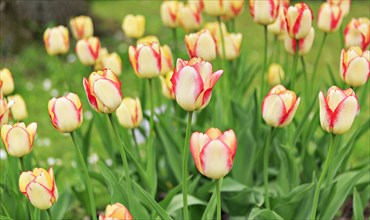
311 33 328 93
146 79 156 196
131 129 141 162
269 35 278 65
291 39 299 90
260 25 268 100
19 157 25 171
300 56 308 97
47 209 52 220
182 111 193 220
311 134 336 220
172 28 178 61
339 23 344 49
216 178 222 220
20 157 33 219
107 114 132 211
70 132 97 220
264 127 275 209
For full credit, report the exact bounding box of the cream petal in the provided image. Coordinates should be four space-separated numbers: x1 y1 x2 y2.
19 171 35 193
201 140 232 179
319 92 331 133
332 96 359 135
279 97 300 127
345 57 369 87
137 46 161 78
6 127 31 157
93 79 122 113
26 182 53 210
53 98 80 132
262 94 285 127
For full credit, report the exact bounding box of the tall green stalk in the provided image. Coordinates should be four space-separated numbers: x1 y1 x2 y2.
146 79 156 196
70 132 97 220
216 178 222 220
300 56 308 97
131 129 141 162
291 39 299 90
311 134 336 219
260 25 268 100
263 127 275 209
339 24 344 49
182 111 193 220
311 33 328 93
172 28 178 61
47 209 52 220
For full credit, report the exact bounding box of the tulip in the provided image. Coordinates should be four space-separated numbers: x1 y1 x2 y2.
99 203 132 220
224 0 244 20
94 47 109 71
160 71 175 100
1 122 37 157
217 32 242 60
161 45 174 75
327 0 351 16
48 93 83 133
122 14 145 38
19 167 58 210
190 128 237 179
137 35 160 45
285 3 313 39
69 16 94 40
344 17 370 51
185 30 216 61
0 68 14 96
171 58 223 111
204 0 229 17
267 63 285 86
116 97 143 129
262 85 300 127
8 94 28 121
189 0 204 11
101 52 123 76
76 36 100 66
284 27 315 56
317 3 343 32
161 1 183 28
0 98 13 126
319 86 359 135
204 21 228 44
83 68 123 113
267 3 288 37
249 0 279 25
43 26 69 55
178 3 203 32
128 42 162 78
340 46 369 87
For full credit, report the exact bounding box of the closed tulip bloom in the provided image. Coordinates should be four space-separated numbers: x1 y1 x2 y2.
8 94 28 121
319 86 359 135
1 122 37 157
122 14 145 39
161 1 183 28
0 68 14 95
204 21 227 44
189 0 204 11
268 4 288 37
224 0 244 19
285 3 313 39
190 128 237 179
249 0 279 25
178 3 203 32
171 58 223 111
128 42 162 78
327 0 351 16
99 203 132 220
19 167 58 210
43 26 69 56
161 45 174 75
0 98 13 126
76 36 100 66
94 47 109 71
204 0 229 17
267 63 285 86
83 68 123 113
137 35 160 45
160 71 175 100
344 18 370 51
185 30 216 61
217 32 242 60
284 27 315 56
101 52 123 76
262 85 300 127
48 93 83 133
116 97 143 129
317 3 343 32
69 16 94 40
340 46 370 87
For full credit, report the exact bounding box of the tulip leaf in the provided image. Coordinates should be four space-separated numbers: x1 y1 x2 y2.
50 191 72 220
166 194 206 215
0 216 13 220
248 208 284 220
159 176 192 209
221 177 247 192
276 145 299 194
200 187 217 220
353 188 364 220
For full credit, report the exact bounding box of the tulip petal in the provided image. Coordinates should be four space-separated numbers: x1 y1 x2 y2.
83 77 98 111
190 132 211 175
219 130 237 155
200 140 232 179
93 78 122 113
19 171 36 193
6 126 31 157
1 124 12 147
26 122 37 144
279 97 301 127
332 96 358 135
319 91 332 133
344 57 369 87
26 182 53 210
262 94 285 127
52 98 80 132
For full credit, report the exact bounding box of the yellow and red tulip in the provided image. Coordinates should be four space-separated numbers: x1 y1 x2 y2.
204 0 228 17
204 21 227 44
0 68 14 96
99 203 132 220
83 68 123 113
185 29 217 62
19 167 58 210
161 1 183 28
8 94 28 121
217 32 242 60
116 97 143 129
43 26 70 55
101 52 123 77
262 85 300 127
178 3 203 33
48 93 83 133
76 36 101 66
160 71 175 100
340 46 369 87
122 14 145 39
267 63 285 86
267 2 289 37
285 3 313 39
128 42 162 78
94 47 109 71
1 122 37 157
190 128 237 179
69 15 94 40
137 35 160 45
344 17 370 50
223 0 244 20
249 0 279 25
319 86 359 135
0 98 13 126
317 2 343 32
327 0 351 16
170 58 223 111
161 45 174 75
284 27 315 56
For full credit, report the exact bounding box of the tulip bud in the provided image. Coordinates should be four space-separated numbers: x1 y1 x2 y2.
217 32 242 60
249 0 279 25
267 63 285 86
161 1 183 28
204 22 228 44
190 128 237 179
0 68 14 96
344 18 370 51
171 58 223 111
76 36 101 66
0 98 13 126
284 27 315 56
204 0 229 17
1 122 37 157
319 86 359 135
83 68 123 113
8 94 28 121
94 47 109 71
327 0 351 16
160 71 175 100
137 35 160 45
101 52 123 76
122 14 145 38
178 3 203 33
48 93 83 133
128 42 162 78
185 30 217 61
161 45 174 75
285 3 313 39
317 3 343 32
262 85 300 127
19 167 58 210
99 203 132 220
340 46 369 88
268 3 288 37
116 97 143 129
69 16 94 40
223 0 244 20
43 26 70 55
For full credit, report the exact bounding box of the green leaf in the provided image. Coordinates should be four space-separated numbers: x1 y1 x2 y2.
50 191 72 220
248 208 284 220
166 194 206 214
221 177 247 192
201 188 217 220
353 188 364 220
276 145 299 194
0 215 13 220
